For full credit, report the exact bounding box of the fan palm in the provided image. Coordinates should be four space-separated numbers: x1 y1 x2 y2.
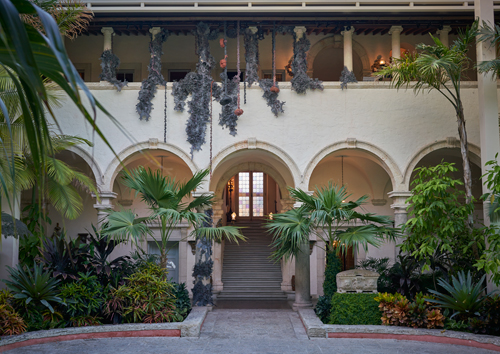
477 21 500 76
265 183 398 261
377 24 477 211
103 168 245 269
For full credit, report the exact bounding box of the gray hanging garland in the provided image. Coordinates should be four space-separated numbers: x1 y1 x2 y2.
191 209 214 307
244 28 260 87
136 28 170 121
340 66 358 90
290 32 324 94
259 79 285 117
218 73 239 136
172 22 222 157
99 50 127 91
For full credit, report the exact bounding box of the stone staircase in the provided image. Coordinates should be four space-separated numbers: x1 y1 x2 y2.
217 220 287 301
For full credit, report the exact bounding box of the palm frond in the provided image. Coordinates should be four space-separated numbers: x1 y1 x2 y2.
194 225 246 244
177 169 209 201
102 210 151 244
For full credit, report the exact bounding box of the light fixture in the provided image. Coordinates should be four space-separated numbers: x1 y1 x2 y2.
226 178 234 223
269 212 273 220
285 57 293 77
231 212 237 221
188 240 197 255
379 58 386 65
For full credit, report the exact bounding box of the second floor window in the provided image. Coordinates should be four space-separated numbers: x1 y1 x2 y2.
117 70 134 82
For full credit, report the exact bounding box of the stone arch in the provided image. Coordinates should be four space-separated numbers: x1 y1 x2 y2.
307 35 371 77
65 145 104 186
210 139 301 189
403 140 481 190
303 140 403 191
103 141 198 191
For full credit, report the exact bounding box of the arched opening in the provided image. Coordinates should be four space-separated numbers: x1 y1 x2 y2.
313 47 363 81
109 149 195 283
210 148 296 302
410 148 483 221
308 148 396 270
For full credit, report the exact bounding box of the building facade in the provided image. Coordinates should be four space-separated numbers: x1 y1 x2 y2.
1 0 499 301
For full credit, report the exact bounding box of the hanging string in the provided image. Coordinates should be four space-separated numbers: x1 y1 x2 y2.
272 22 276 86
244 74 247 104
164 82 167 143
210 80 213 178
234 20 243 116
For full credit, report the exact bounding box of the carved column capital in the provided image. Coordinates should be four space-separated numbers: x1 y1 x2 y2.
389 25 404 35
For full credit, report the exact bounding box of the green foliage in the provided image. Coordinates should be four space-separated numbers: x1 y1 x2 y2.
18 233 42 268
482 295 500 335
59 272 105 323
478 157 500 285
402 162 483 274
266 183 398 262
357 257 392 293
427 271 487 320
323 252 342 299
106 263 181 324
3 264 63 314
172 282 192 319
314 295 331 324
328 293 381 325
477 21 500 76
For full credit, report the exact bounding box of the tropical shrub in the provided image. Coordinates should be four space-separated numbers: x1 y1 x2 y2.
314 295 331 324
375 292 444 329
0 290 27 336
59 272 105 326
357 257 392 293
329 293 381 325
3 264 63 314
482 295 500 336
323 252 342 298
172 282 192 319
18 233 42 268
426 271 487 320
107 263 181 324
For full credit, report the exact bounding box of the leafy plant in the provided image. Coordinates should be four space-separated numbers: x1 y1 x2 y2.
323 252 342 299
3 264 64 313
328 293 381 325
172 282 192 319
18 233 42 268
59 272 105 323
314 295 331 324
0 290 27 336
68 315 102 327
426 271 487 320
482 295 500 335
357 257 392 293
387 254 423 298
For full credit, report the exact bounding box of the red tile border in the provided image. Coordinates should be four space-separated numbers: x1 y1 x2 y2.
0 329 180 353
328 332 500 352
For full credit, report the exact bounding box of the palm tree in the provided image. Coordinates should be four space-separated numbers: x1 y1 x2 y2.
476 21 500 76
265 183 398 262
103 168 245 269
378 24 477 209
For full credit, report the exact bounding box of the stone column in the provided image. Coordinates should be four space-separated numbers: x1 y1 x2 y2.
292 200 312 311
211 198 225 294
476 0 500 292
149 26 161 40
294 26 306 41
279 198 296 294
0 193 21 289
389 26 403 60
436 25 452 47
101 27 114 52
388 191 412 261
93 191 117 229
341 26 355 71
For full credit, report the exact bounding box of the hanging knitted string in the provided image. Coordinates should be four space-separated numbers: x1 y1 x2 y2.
244 74 247 104
220 21 231 106
163 83 167 143
234 21 243 117
210 80 213 178
271 23 279 93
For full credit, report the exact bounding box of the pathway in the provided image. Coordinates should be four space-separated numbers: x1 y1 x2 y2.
4 309 498 354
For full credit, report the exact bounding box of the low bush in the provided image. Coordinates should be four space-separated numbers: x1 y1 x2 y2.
328 293 381 325
375 292 444 329
172 282 192 319
0 290 27 336
314 295 331 323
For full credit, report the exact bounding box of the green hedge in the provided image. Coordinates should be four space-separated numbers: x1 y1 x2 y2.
328 293 381 325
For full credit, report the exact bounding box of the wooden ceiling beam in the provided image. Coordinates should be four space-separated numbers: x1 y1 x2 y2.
364 28 374 35
372 28 383 35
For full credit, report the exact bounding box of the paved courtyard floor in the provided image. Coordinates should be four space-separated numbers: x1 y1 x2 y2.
5 309 498 354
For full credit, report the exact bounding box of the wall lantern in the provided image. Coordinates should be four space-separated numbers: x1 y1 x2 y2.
269 212 273 220
231 212 237 222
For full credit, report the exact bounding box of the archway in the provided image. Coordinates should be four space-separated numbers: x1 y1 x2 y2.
313 46 363 81
307 35 371 79
210 145 297 301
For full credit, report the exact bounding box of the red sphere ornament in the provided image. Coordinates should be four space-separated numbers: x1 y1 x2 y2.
270 85 280 93
234 108 244 116
220 38 226 48
220 58 227 69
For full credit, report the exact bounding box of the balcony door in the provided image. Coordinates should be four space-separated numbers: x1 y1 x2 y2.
237 172 265 220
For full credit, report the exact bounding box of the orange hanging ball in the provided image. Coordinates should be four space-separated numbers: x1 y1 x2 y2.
234 108 244 116
220 58 227 69
270 85 280 93
220 38 226 48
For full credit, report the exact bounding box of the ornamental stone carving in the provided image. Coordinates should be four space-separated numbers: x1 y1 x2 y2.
336 269 379 294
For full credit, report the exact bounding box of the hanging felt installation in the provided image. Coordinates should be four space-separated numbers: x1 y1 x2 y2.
234 21 244 117
99 49 127 91
172 22 222 157
244 27 260 87
192 209 214 306
340 66 358 90
136 28 170 121
220 21 232 106
290 29 324 94
259 24 285 117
